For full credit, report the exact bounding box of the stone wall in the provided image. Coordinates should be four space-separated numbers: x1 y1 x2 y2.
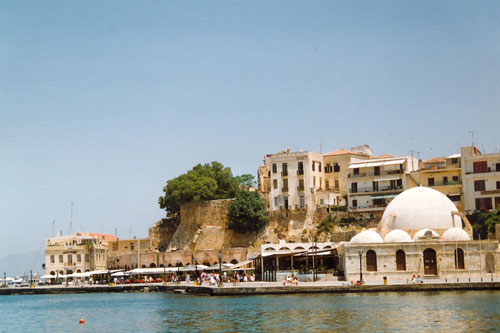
149 218 179 251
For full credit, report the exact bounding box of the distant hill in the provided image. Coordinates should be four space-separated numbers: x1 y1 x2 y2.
0 250 45 278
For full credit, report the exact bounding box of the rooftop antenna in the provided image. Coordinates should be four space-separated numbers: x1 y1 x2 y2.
319 143 323 153
69 201 73 235
115 227 117 238
468 130 476 146
52 220 55 237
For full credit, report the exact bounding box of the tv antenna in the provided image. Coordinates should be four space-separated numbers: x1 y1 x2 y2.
468 130 476 146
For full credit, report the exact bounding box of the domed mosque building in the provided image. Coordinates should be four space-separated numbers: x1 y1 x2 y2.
340 187 499 281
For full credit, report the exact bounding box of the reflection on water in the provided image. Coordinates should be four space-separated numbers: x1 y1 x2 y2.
0 290 499 332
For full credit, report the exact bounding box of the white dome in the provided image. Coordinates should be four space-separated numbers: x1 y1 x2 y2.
413 229 440 241
442 228 471 241
381 187 462 231
384 229 412 243
350 230 383 244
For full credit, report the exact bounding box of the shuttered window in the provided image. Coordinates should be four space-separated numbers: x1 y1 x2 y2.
366 250 377 271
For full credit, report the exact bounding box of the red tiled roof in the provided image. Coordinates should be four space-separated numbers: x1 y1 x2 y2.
89 233 118 241
372 154 394 159
424 157 446 164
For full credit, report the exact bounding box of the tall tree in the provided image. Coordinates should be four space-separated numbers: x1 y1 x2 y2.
227 190 268 233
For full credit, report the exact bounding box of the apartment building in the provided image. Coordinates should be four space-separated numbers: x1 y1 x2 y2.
262 149 325 212
461 146 500 212
407 155 463 211
347 155 418 212
323 149 370 206
44 232 116 276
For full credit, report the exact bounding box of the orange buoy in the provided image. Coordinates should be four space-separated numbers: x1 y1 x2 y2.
79 318 85 324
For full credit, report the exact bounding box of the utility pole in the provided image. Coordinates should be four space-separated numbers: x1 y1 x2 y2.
468 130 476 147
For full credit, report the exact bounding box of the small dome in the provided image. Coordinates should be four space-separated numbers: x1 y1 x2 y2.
413 229 440 241
381 187 462 231
442 228 471 241
384 229 412 243
350 230 383 244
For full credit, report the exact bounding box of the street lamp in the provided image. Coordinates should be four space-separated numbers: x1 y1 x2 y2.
358 250 363 284
194 257 198 278
218 253 222 285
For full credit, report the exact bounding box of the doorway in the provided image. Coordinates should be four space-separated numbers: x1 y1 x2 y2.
423 248 437 275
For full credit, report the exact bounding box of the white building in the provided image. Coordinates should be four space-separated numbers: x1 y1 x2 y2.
347 155 419 212
461 146 500 212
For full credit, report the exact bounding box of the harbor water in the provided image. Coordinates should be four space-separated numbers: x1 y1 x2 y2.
1 290 499 332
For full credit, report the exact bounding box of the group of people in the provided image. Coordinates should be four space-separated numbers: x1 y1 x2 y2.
283 275 299 286
411 273 424 284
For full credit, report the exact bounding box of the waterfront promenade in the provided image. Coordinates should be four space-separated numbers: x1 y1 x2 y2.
2 278 499 296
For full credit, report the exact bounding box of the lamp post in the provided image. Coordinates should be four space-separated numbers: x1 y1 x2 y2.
358 250 363 284
218 253 222 285
194 257 198 278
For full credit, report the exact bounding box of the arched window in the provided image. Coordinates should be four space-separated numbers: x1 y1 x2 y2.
396 250 406 271
231 259 238 264
454 248 465 269
279 247 291 251
159 264 165 268
149 263 157 268
141 264 146 268
366 250 377 271
167 264 173 267
76 269 81 273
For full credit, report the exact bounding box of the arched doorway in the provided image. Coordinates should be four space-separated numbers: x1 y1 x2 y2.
149 263 157 268
366 250 377 271
454 248 465 269
423 248 437 275
486 253 495 273
396 250 406 271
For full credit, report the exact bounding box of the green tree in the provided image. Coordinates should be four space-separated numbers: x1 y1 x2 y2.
485 205 500 233
227 190 268 233
158 161 254 215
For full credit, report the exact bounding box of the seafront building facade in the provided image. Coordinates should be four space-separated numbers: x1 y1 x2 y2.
407 155 464 211
44 232 116 276
347 155 419 212
461 146 500 212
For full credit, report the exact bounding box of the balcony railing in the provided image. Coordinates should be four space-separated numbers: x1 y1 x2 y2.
350 186 403 194
296 170 304 175
281 171 288 177
433 180 461 186
349 170 402 178
297 186 304 191
465 167 500 175
282 187 289 193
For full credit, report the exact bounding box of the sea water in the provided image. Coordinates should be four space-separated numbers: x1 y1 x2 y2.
0 290 499 332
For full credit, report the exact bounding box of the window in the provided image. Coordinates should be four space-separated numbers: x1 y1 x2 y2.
141 242 146 250
273 179 278 189
428 178 435 186
351 182 358 193
313 176 316 187
59 255 63 263
496 197 500 210
374 166 380 176
272 164 277 174
353 168 359 175
497 163 500 172
335 180 339 189
325 164 332 173
396 250 406 271
454 248 465 269
448 195 461 202
312 162 315 171
373 181 378 191
274 197 279 207
475 197 492 211
334 163 340 172
319 177 322 188
451 158 459 164
474 180 485 191
68 254 72 263
318 162 322 172
77 254 81 262
497 181 500 190
131 242 135 251
112 243 118 251
366 250 377 271
300 195 305 209
50 255 55 264
325 180 329 189
320 199 324 205
352 199 358 207
443 176 448 185
473 161 488 173
283 179 288 191
298 162 304 175
397 179 402 187
85 254 90 262
282 163 288 176
452 176 459 182
298 179 304 190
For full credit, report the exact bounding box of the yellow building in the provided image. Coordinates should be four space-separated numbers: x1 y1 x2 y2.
407 155 463 211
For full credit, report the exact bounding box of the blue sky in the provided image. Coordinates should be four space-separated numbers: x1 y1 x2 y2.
1 1 499 261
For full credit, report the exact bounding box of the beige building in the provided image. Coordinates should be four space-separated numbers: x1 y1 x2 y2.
347 155 419 212
339 187 499 282
107 237 153 269
407 155 463 211
461 146 500 212
44 232 116 276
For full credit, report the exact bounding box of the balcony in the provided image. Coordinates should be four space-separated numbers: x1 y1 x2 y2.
297 186 304 191
433 180 461 186
349 170 402 178
282 187 289 193
350 186 403 194
296 170 304 176
281 171 288 177
465 167 500 175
